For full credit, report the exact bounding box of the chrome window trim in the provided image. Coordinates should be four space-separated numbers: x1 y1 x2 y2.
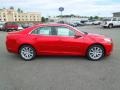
28 26 80 37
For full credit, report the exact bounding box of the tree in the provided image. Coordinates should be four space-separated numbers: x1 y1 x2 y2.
94 16 99 19
45 18 49 22
17 8 21 13
41 17 46 22
100 17 103 20
10 6 14 10
89 16 93 20
17 8 23 13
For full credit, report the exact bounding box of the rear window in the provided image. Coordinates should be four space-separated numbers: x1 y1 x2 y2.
31 26 52 35
103 19 111 21
6 22 18 25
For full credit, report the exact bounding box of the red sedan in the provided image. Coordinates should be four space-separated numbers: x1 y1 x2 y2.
6 24 113 61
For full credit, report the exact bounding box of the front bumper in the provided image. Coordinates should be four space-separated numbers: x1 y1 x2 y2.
104 43 113 56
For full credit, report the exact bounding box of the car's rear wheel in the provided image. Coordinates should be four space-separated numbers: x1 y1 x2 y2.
19 45 36 61
87 45 105 61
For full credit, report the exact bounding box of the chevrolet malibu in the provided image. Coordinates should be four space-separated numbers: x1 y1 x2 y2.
6 24 113 61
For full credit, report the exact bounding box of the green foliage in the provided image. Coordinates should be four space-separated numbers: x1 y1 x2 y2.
94 16 99 19
10 6 14 10
17 8 23 13
89 16 99 20
41 17 46 22
89 16 93 20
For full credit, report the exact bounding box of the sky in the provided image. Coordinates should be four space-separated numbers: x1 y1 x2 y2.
0 0 120 17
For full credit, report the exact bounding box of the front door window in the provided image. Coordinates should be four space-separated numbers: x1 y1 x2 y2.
56 27 75 36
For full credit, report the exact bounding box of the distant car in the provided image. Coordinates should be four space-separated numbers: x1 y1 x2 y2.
18 25 23 30
85 20 94 25
28 23 34 27
0 21 5 31
101 17 120 28
74 22 85 26
21 23 29 28
6 24 113 61
57 21 65 24
93 21 102 25
3 22 18 32
69 23 78 27
21 23 34 29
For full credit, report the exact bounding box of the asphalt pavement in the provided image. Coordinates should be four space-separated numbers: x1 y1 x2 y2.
0 25 120 90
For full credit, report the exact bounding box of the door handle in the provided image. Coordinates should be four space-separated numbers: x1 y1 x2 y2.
34 37 37 40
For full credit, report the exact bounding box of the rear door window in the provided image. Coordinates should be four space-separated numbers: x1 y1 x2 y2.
31 26 56 36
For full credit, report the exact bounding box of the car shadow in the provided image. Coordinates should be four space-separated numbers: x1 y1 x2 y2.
5 53 111 62
36 55 86 61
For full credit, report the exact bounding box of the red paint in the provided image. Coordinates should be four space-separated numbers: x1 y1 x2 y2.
6 24 113 57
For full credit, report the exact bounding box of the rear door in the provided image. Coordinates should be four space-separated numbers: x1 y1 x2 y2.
31 26 61 54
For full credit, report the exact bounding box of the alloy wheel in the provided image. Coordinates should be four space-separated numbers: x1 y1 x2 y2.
19 45 36 60
87 45 104 60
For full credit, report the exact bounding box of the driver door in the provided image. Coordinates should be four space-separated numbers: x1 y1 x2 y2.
55 26 85 55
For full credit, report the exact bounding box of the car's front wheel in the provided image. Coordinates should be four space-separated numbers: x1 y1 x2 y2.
87 45 105 61
19 45 36 61
108 24 113 29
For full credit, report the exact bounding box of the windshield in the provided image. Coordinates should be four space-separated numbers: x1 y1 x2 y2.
69 25 85 35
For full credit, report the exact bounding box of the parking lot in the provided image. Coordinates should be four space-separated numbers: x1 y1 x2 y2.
0 25 120 90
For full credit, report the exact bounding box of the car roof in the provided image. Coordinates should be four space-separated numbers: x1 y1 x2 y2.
16 23 73 34
35 23 70 27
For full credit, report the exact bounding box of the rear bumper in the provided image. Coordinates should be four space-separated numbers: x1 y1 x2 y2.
6 39 19 54
6 44 18 54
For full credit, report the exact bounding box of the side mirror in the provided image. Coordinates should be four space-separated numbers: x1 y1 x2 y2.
74 34 82 38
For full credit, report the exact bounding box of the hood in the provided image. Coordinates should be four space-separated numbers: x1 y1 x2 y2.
88 33 105 37
86 33 106 42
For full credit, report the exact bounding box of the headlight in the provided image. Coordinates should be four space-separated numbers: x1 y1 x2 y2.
104 38 112 43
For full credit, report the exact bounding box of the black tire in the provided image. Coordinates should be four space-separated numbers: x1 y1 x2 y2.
103 26 106 28
98 22 101 25
87 45 105 61
6 29 8 32
108 24 113 29
6 29 10 32
19 45 36 61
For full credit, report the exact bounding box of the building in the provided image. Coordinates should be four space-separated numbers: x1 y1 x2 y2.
113 12 120 17
0 9 41 22
49 16 89 23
